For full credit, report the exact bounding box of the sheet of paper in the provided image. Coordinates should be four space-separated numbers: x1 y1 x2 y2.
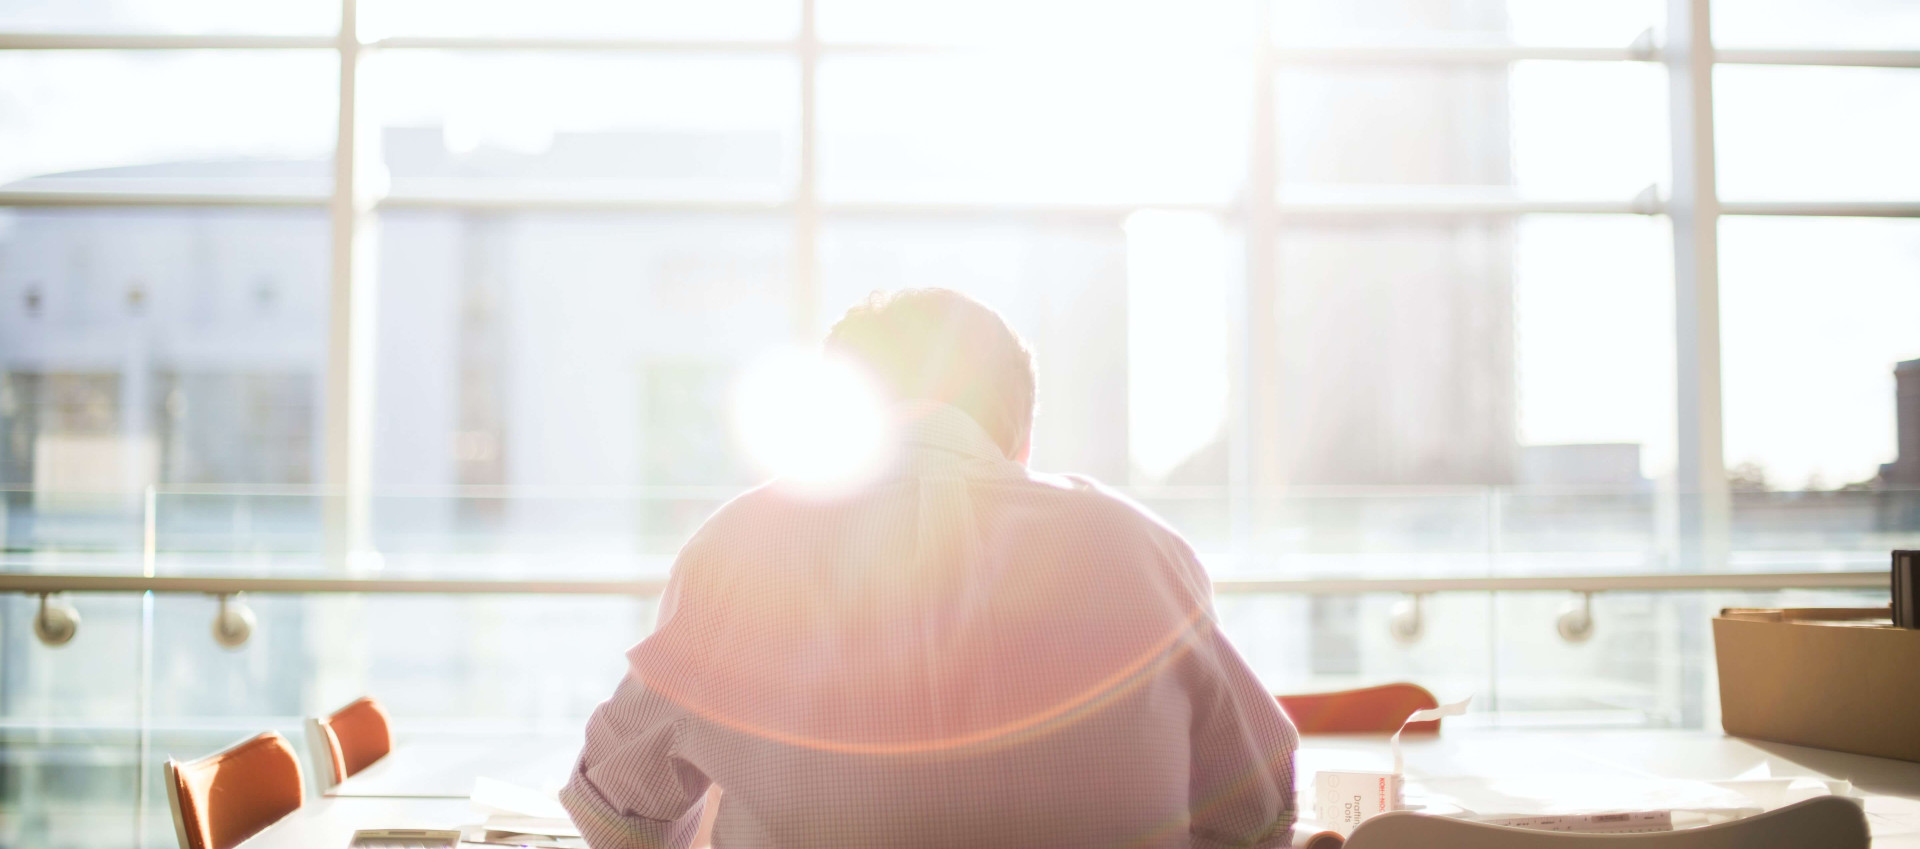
481 816 582 839
468 831 587 849
1416 773 1761 819
472 776 570 820
1391 698 1470 775
1712 777 1849 810
1864 796 1920 840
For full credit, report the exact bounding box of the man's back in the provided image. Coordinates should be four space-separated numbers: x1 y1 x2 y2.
562 405 1298 849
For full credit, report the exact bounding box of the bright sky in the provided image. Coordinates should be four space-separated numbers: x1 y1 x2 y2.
1126 211 1232 481
3 0 1916 488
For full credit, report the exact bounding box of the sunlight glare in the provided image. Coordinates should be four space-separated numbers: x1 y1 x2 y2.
735 349 893 493
1125 210 1230 482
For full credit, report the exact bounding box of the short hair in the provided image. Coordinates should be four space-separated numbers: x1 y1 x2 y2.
825 289 1036 457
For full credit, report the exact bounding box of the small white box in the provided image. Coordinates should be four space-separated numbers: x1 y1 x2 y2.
1314 771 1404 836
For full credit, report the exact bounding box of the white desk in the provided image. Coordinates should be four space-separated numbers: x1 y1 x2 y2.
1309 729 1920 846
248 728 1920 846
239 797 479 849
328 732 581 799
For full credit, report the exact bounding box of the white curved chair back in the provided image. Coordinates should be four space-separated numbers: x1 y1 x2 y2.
1344 796 1867 849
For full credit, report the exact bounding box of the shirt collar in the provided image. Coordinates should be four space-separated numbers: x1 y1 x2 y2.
893 401 1020 473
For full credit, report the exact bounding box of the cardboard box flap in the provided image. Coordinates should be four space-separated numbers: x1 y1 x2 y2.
1717 607 1890 624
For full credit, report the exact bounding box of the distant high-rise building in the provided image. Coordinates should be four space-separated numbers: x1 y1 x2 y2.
1881 358 1920 486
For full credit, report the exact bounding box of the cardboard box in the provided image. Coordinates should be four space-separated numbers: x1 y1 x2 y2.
1714 607 1920 763
1313 771 1402 836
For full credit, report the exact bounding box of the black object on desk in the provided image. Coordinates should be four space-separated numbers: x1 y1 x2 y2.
1897 550 1918 629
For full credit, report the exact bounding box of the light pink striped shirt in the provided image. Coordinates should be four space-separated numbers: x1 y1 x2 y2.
562 403 1298 849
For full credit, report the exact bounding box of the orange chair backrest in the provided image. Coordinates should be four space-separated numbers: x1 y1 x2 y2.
165 731 304 849
316 696 393 782
1278 682 1442 734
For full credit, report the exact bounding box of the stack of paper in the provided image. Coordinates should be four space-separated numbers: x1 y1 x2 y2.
1288 767 1856 847
1416 773 1763 824
468 777 585 848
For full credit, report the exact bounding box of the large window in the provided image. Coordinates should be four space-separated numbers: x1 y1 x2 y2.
7 0 1913 540
3 2 1918 845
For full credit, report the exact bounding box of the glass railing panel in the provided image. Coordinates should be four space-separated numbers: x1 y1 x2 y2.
1727 488 1920 571
1 724 145 849
1 592 146 849
0 578 1900 849
121 485 1920 581
151 491 327 578
131 590 656 845
2 593 144 725
362 491 726 576
1218 590 1494 711
148 490 745 579
1236 490 1497 583
142 592 653 729
1127 487 1233 553
1 488 147 571
1488 488 1661 575
1489 590 1693 725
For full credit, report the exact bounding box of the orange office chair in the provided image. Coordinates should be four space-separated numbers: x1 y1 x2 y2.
1277 682 1442 734
163 731 305 849
305 696 394 792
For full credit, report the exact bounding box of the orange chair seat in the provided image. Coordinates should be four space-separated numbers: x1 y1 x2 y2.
315 696 394 784
1277 682 1441 735
166 731 304 849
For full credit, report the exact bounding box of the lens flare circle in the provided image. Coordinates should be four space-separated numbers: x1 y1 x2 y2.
735 349 891 492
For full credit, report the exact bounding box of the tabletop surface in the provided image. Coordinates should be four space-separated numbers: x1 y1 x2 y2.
328 731 582 799
249 727 1920 847
239 797 482 849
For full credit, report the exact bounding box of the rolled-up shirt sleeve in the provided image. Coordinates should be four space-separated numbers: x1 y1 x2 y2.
1170 548 1299 849
1185 621 1299 849
562 562 713 849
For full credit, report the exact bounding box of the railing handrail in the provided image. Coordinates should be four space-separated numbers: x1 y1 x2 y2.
0 570 1886 597
8 482 1920 498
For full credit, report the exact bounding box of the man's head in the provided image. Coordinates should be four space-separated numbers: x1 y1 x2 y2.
826 289 1036 461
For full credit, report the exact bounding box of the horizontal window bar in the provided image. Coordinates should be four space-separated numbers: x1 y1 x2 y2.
1720 200 1920 217
1219 571 1886 595
367 36 800 52
0 570 1886 596
0 33 905 54
0 33 336 49
1714 48 1920 69
824 196 1662 220
1272 44 1653 64
818 200 1222 221
1274 45 1920 69
2 191 1659 217
379 192 791 214
0 574 671 595
2 34 1915 70
6 188 1918 220
366 37 928 54
0 187 330 207
1276 193 1661 217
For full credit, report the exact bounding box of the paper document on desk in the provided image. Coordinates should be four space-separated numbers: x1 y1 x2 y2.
1419 773 1762 824
472 776 569 820
464 824 586 849
1477 811 1673 834
469 777 582 846
1713 761 1853 812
